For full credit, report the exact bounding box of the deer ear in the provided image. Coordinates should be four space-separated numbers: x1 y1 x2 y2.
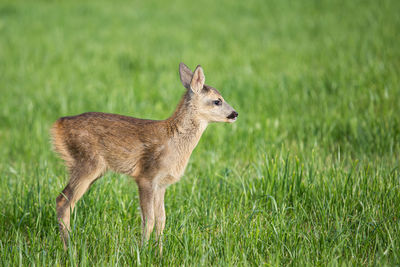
190 65 205 94
179 63 193 90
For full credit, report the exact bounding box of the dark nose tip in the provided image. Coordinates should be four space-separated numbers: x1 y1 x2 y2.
227 111 238 119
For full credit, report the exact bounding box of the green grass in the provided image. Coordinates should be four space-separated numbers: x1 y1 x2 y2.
1 0 400 265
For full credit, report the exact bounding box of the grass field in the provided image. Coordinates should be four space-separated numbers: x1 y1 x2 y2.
1 0 400 265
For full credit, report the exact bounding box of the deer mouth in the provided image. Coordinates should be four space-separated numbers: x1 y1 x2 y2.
227 111 238 122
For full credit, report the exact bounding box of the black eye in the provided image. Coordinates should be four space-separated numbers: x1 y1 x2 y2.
213 100 222 106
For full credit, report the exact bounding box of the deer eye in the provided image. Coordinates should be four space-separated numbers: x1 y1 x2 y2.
213 100 222 106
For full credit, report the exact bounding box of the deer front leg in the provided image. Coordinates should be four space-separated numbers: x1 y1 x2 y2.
138 180 155 245
154 186 166 254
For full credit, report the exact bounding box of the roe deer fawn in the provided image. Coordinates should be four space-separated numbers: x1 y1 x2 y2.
51 63 238 252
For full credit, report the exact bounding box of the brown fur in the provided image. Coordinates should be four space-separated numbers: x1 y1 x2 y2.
52 63 238 252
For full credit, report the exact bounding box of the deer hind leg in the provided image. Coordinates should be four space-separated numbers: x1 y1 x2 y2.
56 160 105 249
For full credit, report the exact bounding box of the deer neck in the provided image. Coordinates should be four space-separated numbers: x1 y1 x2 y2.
166 92 208 151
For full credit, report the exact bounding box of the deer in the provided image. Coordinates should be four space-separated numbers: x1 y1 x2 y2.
51 63 238 252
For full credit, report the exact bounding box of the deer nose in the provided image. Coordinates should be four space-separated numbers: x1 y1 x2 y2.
227 111 238 119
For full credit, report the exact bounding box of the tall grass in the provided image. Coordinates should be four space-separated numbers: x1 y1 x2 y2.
0 0 399 265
